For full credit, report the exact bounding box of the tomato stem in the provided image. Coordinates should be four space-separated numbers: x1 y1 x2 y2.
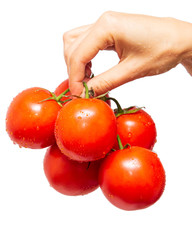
39 88 71 107
83 82 90 99
117 135 124 150
104 96 144 117
56 88 70 101
60 99 72 104
123 143 131 149
117 135 131 150
105 97 124 116
95 91 109 100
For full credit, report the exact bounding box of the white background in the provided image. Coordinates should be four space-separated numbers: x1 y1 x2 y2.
1 1 192 239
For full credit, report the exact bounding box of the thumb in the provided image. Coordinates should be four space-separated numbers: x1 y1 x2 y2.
86 59 144 96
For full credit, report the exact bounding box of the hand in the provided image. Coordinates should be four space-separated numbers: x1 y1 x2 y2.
63 11 192 96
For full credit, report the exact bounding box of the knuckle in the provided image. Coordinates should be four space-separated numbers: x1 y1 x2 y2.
100 11 115 22
63 31 71 43
96 11 116 40
63 28 80 43
97 11 116 28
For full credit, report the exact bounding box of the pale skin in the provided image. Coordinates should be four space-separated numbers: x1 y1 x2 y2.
63 11 192 96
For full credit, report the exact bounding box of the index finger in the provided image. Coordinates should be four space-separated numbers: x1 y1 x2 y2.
68 27 114 96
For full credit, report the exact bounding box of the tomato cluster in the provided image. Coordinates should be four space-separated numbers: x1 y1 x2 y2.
6 79 166 211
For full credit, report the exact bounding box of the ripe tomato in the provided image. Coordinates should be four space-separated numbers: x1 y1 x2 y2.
99 146 166 210
54 79 72 104
114 107 157 150
55 98 117 162
44 144 101 196
6 87 61 149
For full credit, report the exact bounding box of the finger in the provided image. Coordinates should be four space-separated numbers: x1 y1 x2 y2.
69 28 114 95
63 25 92 65
63 24 92 45
64 27 93 74
85 58 149 96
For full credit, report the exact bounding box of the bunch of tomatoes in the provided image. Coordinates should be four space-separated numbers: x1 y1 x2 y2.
6 79 166 211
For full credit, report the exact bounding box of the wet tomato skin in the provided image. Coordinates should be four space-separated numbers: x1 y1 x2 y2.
54 79 72 104
55 98 117 162
6 87 61 149
44 144 101 196
114 108 157 150
99 146 166 211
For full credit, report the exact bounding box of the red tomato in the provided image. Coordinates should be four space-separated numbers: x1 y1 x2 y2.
55 79 111 106
55 98 117 162
54 79 71 104
44 144 101 196
114 108 157 150
99 146 166 211
6 87 61 149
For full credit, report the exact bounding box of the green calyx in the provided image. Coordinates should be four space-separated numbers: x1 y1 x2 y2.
115 105 144 117
40 88 71 107
101 96 143 117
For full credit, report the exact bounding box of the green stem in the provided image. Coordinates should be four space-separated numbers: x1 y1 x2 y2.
83 82 89 99
38 88 71 107
116 135 131 150
60 99 72 104
105 97 124 116
117 135 124 150
56 88 70 101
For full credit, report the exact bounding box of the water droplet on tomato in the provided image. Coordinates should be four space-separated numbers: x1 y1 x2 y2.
128 132 132 138
108 194 114 198
144 121 152 127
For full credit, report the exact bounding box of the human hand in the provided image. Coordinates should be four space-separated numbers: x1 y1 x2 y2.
63 11 192 96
